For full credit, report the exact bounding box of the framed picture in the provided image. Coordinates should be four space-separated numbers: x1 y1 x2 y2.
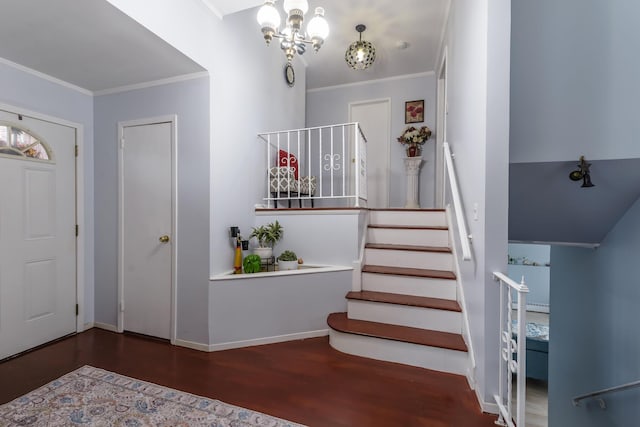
405 100 424 124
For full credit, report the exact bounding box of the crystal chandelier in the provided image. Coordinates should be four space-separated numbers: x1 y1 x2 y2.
345 24 376 70
257 0 330 63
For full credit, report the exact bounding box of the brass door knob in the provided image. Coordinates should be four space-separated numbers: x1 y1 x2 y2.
159 235 170 243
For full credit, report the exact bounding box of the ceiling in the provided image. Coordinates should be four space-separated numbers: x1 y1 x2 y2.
509 159 640 245
0 0 205 93
211 0 450 89
0 0 448 92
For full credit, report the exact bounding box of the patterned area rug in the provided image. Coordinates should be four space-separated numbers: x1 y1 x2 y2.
0 366 304 426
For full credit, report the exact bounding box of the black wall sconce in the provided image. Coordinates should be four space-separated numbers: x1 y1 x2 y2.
569 156 595 188
229 226 249 250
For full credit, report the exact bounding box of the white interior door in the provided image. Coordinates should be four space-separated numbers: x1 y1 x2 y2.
349 99 391 208
120 120 174 340
0 110 76 360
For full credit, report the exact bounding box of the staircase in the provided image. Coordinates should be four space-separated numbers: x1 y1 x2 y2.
327 208 469 375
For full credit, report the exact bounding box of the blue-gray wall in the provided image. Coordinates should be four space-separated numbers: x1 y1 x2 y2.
306 73 436 208
590 195 640 423
0 60 95 326
508 243 550 307
510 0 640 163
549 195 640 426
94 76 210 343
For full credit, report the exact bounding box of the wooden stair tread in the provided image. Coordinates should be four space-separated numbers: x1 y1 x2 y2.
346 291 461 312
368 224 448 230
365 243 451 253
362 264 456 280
328 313 468 352
368 208 445 212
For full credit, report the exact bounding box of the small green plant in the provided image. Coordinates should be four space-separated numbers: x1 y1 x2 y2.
250 220 283 248
278 250 297 261
243 254 262 273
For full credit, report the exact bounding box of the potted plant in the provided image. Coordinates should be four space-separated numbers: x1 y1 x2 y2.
242 254 262 274
397 125 432 157
277 250 298 271
250 220 283 259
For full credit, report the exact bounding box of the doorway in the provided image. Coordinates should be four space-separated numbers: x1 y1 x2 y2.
349 99 391 208
0 108 77 360
118 116 176 341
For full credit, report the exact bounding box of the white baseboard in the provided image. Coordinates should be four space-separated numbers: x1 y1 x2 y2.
83 322 94 331
174 338 211 352
94 322 119 333
207 329 329 352
477 388 500 415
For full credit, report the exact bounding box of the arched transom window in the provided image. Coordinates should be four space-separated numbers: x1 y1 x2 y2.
0 123 52 161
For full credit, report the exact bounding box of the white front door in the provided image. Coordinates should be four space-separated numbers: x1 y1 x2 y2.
349 99 391 208
120 120 174 340
0 111 76 360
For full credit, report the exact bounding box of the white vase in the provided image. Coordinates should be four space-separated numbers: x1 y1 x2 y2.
253 247 273 259
278 260 299 271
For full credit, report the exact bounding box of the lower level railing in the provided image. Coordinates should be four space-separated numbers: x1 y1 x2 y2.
573 379 640 409
258 123 367 208
493 272 529 427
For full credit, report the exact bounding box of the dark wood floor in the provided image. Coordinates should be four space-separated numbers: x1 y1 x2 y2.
0 329 497 426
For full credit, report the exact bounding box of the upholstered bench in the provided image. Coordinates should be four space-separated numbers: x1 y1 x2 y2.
269 166 317 208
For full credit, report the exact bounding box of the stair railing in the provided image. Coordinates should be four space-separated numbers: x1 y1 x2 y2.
442 142 471 260
573 379 640 409
258 123 368 208
493 272 529 427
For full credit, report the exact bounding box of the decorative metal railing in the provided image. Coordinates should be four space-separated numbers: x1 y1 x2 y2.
258 123 367 208
493 272 529 427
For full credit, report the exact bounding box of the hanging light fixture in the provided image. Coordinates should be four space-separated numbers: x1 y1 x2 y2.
257 0 329 63
345 24 376 70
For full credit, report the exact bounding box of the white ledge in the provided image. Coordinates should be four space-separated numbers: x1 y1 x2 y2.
254 207 365 216
209 265 353 281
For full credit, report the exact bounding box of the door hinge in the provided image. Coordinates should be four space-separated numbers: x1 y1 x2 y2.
75 145 79 157
120 138 125 149
75 304 79 316
75 224 79 236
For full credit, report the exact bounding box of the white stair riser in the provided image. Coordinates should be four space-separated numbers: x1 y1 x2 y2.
370 211 447 227
329 329 468 376
347 301 462 333
365 248 453 271
362 273 457 300
367 228 450 247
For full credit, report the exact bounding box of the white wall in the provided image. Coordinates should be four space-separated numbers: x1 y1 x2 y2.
439 0 510 408
250 211 362 267
209 270 350 345
306 73 437 208
211 211 362 346
510 0 640 163
0 60 95 326
94 76 210 343
104 0 307 345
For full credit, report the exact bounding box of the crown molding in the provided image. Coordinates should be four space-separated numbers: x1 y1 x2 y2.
200 0 224 19
0 57 93 96
93 72 210 96
307 71 436 93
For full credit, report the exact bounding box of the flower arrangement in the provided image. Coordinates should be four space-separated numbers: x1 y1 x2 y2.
397 126 432 146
